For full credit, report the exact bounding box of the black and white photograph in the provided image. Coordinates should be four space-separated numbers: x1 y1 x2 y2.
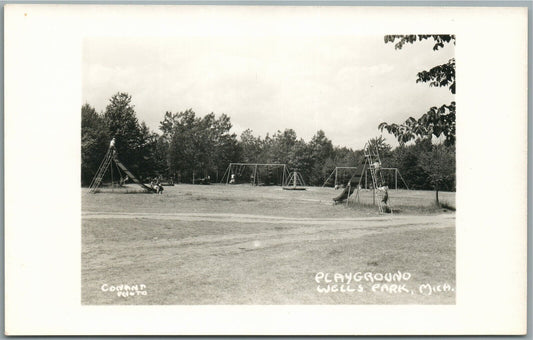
81 34 456 305
5 4 527 335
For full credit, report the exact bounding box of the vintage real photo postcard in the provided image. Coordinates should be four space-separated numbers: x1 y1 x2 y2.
4 4 528 335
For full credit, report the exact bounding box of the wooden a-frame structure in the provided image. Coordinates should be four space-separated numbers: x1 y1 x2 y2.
88 148 155 193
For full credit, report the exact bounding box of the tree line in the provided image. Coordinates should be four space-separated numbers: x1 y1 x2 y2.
82 35 457 204
377 35 456 204
81 92 455 193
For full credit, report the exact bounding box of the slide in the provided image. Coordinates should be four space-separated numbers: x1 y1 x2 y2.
113 156 156 192
333 185 354 203
332 160 368 202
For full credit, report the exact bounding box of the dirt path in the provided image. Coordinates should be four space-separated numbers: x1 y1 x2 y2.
83 211 454 225
83 211 454 255
82 187 456 304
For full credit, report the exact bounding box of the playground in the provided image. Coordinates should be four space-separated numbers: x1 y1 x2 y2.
82 183 455 305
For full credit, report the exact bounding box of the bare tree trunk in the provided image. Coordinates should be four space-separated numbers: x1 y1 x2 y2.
435 182 440 206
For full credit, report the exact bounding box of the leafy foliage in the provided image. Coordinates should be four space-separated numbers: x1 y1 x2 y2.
379 35 456 146
160 109 239 182
384 34 455 51
81 104 110 185
379 102 456 146
104 92 145 175
390 139 432 190
367 136 392 163
418 143 456 204
416 58 455 94
82 92 455 191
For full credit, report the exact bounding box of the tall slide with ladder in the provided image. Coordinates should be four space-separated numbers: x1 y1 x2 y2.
332 142 392 213
332 162 367 203
88 149 155 193
363 142 391 214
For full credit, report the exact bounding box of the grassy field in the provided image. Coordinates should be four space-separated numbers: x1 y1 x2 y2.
82 184 455 304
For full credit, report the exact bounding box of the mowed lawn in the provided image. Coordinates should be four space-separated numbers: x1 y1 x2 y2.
82 184 455 304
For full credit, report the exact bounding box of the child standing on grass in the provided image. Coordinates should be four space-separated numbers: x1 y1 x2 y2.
156 178 164 194
380 185 389 205
378 185 390 212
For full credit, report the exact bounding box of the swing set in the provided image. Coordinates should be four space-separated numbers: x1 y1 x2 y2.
220 163 290 186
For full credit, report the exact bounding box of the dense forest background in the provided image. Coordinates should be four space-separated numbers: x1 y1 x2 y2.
83 35 457 205
81 92 455 192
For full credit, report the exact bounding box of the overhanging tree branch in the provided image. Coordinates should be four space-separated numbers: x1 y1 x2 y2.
384 34 456 51
417 58 455 94
378 102 456 146
380 35 456 146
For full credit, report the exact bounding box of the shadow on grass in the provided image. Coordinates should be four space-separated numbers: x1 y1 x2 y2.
439 201 456 211
347 201 455 215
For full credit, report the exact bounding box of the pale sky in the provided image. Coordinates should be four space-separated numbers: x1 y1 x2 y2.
83 35 454 149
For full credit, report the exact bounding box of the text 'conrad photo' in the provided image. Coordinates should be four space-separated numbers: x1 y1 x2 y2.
81 35 456 305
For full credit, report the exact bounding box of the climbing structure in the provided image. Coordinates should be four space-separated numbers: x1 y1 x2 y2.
282 171 306 190
332 142 393 214
362 142 391 214
88 148 155 193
